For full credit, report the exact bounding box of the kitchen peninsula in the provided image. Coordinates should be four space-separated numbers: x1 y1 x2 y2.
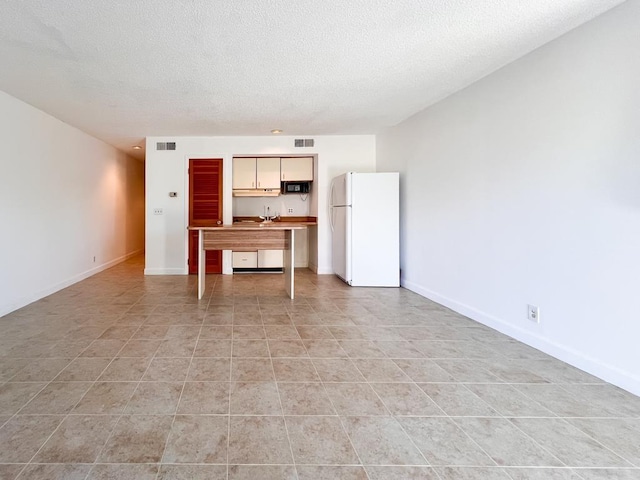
188 219 316 300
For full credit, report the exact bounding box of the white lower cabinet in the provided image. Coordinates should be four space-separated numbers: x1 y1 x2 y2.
258 249 284 268
232 250 283 269
232 251 258 269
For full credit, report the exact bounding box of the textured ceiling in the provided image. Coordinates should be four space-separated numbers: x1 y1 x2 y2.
0 0 626 160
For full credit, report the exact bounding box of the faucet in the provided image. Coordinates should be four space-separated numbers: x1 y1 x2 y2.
260 206 279 223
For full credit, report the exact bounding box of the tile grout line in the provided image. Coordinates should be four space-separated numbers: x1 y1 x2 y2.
12 319 146 479
226 284 234 480
506 382 638 468
3 263 640 476
354 350 446 476
299 328 373 480
88 316 169 476
265 306 300 480
515 415 635 469
336 303 504 476
154 277 214 480
411 358 553 473
73 321 147 480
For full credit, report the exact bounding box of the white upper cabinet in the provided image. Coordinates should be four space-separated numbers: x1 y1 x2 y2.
233 157 281 190
233 157 257 189
281 157 313 181
256 157 281 189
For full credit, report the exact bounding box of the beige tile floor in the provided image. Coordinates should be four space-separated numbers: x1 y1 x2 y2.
1 256 639 479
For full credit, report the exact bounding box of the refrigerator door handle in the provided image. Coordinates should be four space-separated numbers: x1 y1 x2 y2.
329 178 336 232
329 179 335 207
329 206 335 232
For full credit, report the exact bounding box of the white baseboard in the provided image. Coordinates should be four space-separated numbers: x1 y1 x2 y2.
315 266 334 275
144 268 188 275
0 249 144 318
402 278 640 397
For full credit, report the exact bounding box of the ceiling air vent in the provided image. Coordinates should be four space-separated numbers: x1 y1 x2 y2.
294 139 314 148
156 142 176 151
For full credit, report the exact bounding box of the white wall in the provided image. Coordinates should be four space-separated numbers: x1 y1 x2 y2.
145 136 375 275
0 91 145 317
233 194 311 217
377 0 640 395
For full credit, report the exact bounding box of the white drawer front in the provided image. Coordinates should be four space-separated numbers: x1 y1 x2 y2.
258 249 284 268
232 251 258 268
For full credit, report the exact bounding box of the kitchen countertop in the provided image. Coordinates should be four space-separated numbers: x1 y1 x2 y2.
232 215 317 226
188 216 317 230
189 223 308 230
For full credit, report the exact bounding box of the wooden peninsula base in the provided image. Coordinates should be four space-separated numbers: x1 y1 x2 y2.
188 224 307 300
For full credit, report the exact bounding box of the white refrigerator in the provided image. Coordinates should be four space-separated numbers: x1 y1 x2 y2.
330 172 400 287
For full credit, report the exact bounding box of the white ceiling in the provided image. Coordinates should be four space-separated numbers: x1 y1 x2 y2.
0 0 625 160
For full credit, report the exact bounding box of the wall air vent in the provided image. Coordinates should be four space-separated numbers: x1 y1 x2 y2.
156 142 176 151
294 139 314 148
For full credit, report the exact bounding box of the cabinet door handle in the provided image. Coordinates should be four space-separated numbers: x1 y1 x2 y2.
252 181 255 187
258 181 260 187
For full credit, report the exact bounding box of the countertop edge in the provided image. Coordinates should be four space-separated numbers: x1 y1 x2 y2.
188 224 312 230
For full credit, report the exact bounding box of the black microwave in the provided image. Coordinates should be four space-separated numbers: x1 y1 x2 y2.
282 181 311 194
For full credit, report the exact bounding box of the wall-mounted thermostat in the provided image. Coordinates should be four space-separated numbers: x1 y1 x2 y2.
169 192 178 197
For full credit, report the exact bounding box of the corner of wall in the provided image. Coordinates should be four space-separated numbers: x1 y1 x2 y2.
1 249 143 317
402 278 640 397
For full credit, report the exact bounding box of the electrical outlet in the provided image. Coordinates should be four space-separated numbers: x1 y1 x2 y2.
153 208 163 215
527 304 540 323
287 208 294 214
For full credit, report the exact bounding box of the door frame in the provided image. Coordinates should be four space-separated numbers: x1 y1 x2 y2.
184 156 225 274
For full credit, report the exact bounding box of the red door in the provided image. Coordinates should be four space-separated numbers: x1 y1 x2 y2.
189 158 223 274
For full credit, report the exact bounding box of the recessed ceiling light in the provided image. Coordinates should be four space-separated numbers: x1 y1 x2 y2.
132 145 142 150
270 129 283 134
